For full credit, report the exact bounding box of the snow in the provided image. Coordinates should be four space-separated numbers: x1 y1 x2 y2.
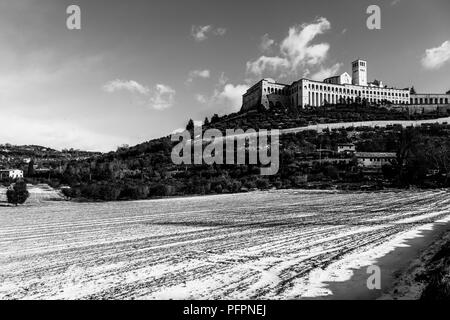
1 189 449 299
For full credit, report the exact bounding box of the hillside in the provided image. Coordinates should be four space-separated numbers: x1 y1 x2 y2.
21 103 447 201
204 103 448 132
0 143 101 173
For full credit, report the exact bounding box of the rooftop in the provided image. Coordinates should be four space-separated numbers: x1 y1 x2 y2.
355 152 397 158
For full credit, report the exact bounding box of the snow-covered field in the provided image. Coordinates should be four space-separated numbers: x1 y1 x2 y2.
1 189 449 300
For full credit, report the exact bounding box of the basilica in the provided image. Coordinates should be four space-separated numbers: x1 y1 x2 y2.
241 59 450 111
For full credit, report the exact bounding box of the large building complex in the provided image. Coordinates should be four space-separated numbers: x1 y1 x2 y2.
241 59 450 111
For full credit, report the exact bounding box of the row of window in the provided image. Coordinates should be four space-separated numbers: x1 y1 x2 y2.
363 158 390 162
305 92 407 107
261 83 420 100
411 97 449 105
353 61 366 68
263 86 289 96
247 92 449 108
308 83 408 97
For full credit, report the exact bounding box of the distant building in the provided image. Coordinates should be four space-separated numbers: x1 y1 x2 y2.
337 143 356 153
242 78 290 111
352 59 367 86
410 93 450 106
0 169 24 179
324 72 352 85
241 58 412 111
356 152 396 168
368 79 384 88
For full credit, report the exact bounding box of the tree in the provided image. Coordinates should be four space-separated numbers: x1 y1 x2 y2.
410 86 417 95
186 119 194 131
395 128 419 186
446 89 450 95
204 117 210 126
424 138 450 185
211 114 220 123
27 159 35 177
116 144 129 152
396 128 418 167
6 180 30 206
62 187 76 200
325 165 339 180
256 178 270 189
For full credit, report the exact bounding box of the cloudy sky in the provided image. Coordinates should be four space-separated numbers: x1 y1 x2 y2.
0 0 449 151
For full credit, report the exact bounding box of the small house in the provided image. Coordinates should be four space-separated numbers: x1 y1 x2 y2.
337 143 356 153
355 152 396 168
0 169 24 179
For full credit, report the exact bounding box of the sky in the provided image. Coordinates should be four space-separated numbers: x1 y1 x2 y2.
0 0 449 152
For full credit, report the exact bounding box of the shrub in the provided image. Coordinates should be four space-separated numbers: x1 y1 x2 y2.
7 180 30 206
256 178 270 189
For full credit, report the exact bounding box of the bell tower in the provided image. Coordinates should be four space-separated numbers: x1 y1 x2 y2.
352 59 367 86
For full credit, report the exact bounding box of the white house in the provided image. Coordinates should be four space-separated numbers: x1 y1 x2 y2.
337 143 356 153
355 152 396 168
0 169 24 179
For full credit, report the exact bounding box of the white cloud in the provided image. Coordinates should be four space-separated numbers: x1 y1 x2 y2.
150 84 176 110
194 93 208 104
191 25 227 42
102 79 150 95
171 127 185 134
103 80 175 110
213 28 227 36
246 56 290 76
189 74 248 112
191 25 212 41
170 120 203 135
309 63 343 81
260 33 275 53
187 69 210 83
246 17 332 77
391 0 401 6
280 17 331 69
421 40 450 70
215 83 249 110
218 72 228 86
